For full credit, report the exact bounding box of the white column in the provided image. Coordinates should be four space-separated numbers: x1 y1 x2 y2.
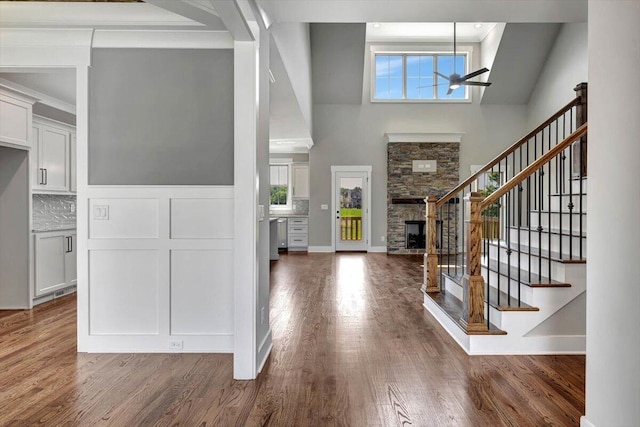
584 1 640 426
233 40 259 380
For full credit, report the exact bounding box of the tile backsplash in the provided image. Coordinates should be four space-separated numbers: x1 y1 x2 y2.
33 194 77 231
270 199 309 216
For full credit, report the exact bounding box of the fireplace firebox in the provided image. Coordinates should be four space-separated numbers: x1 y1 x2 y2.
404 220 442 249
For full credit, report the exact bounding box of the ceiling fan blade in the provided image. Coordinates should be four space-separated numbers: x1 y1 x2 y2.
461 81 492 87
435 71 450 81
460 68 489 81
446 87 454 95
415 82 450 89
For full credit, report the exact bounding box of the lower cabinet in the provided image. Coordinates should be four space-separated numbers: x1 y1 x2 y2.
34 231 77 297
287 217 308 251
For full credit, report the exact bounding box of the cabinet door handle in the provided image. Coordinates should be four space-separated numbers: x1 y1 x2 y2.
44 168 48 185
66 236 70 253
69 236 73 253
39 168 44 185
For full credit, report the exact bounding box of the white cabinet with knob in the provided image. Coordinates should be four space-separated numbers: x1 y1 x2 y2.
32 115 75 193
291 164 309 199
34 230 77 297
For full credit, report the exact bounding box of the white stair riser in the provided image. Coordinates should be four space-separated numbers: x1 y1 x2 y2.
485 246 568 278
571 178 587 194
483 269 536 303
507 228 586 256
530 211 586 233
550 194 587 212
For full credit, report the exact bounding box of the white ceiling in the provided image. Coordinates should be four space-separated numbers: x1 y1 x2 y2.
366 22 497 43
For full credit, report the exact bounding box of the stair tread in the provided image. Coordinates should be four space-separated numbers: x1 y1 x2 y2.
487 239 586 263
532 210 586 214
508 225 586 238
482 258 572 287
550 192 587 196
442 271 540 310
424 289 506 335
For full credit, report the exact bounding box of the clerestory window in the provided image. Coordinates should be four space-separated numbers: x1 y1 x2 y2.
373 53 469 101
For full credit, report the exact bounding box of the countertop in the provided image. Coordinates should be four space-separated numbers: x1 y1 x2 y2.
33 227 77 233
269 213 308 218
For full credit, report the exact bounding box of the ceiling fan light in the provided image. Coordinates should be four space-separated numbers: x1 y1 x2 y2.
450 83 460 90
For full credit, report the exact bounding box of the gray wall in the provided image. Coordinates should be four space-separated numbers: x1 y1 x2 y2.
89 49 234 185
586 1 640 425
310 103 527 247
526 23 588 128
0 146 30 308
311 23 366 105
309 35 529 248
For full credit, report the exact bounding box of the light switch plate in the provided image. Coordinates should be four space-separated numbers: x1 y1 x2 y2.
321 204 328 210
94 205 109 220
258 205 265 221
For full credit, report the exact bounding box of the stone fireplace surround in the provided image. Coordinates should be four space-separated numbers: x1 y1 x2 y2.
386 133 460 254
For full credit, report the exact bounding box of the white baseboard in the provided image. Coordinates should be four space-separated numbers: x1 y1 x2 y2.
580 416 595 427
308 246 333 253
257 329 272 374
369 246 387 253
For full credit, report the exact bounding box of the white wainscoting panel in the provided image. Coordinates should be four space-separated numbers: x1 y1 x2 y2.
83 186 234 352
170 250 234 335
89 198 159 239
89 249 160 335
170 198 234 239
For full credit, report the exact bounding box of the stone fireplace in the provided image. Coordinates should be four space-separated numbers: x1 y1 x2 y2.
386 135 460 254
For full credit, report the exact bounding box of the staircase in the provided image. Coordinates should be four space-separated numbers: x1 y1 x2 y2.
422 83 588 355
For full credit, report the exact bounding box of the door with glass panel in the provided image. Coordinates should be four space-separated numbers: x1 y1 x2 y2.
335 171 368 251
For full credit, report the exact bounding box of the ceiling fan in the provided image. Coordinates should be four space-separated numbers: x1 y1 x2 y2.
432 22 492 95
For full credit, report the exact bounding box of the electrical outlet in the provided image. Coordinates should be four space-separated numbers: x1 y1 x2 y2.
168 340 183 350
70 203 76 213
381 236 385 242
261 307 265 325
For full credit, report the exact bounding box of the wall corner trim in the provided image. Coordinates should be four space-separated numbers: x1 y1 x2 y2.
385 132 464 143
580 416 595 427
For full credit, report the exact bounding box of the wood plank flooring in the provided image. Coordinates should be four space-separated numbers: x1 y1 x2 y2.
0 252 585 426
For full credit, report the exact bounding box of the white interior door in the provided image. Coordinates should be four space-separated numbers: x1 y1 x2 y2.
335 171 368 251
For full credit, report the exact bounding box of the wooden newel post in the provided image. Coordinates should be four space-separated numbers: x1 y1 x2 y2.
461 192 488 332
423 196 439 293
573 82 588 177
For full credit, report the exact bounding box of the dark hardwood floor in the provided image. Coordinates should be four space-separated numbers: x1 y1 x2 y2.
0 253 584 426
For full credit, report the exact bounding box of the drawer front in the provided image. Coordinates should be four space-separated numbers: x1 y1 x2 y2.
288 234 308 247
288 217 308 225
288 225 308 234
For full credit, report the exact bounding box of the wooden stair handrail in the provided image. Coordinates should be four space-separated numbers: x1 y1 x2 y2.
480 123 587 210
436 97 580 209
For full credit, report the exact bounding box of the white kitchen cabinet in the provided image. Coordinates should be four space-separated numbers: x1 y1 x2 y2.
0 87 36 150
288 217 308 251
32 116 73 193
34 231 76 297
292 164 309 199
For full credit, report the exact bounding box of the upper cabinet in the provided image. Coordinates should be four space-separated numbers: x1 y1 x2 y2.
292 163 310 199
32 115 76 193
0 87 37 150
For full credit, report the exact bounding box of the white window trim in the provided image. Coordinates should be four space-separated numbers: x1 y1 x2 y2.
370 44 474 104
269 162 293 211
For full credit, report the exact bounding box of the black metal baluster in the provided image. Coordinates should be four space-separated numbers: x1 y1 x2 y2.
447 201 451 276
579 137 584 260
547 124 552 279
496 164 501 308
568 109 574 260
517 183 523 306
527 139 532 283
506 190 512 306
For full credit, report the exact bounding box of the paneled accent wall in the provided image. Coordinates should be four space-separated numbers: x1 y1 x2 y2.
387 142 459 254
83 186 234 352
